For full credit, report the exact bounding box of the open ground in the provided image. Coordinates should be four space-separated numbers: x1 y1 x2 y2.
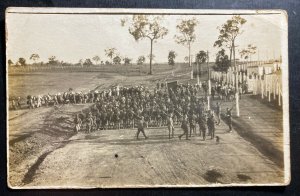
8 64 284 187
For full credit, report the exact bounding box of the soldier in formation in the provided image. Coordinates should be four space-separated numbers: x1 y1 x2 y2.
15 82 235 142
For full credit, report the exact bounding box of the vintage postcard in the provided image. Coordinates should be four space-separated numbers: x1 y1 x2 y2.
6 8 289 188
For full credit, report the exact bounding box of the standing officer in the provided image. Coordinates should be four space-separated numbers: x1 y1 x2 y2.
179 114 189 140
163 111 175 139
189 113 196 137
135 114 148 140
74 114 82 133
86 112 93 133
226 106 233 132
207 111 216 139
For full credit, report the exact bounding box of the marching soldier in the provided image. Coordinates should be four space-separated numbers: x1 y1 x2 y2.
74 114 82 133
179 114 189 140
17 97 21 109
162 111 175 139
226 106 234 132
86 112 93 134
132 112 148 140
198 114 207 140
207 110 216 139
11 98 17 110
188 113 196 137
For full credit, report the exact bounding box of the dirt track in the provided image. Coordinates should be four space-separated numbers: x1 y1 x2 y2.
20 120 283 188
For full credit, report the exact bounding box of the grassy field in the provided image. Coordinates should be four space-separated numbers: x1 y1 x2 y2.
8 63 209 98
8 63 180 75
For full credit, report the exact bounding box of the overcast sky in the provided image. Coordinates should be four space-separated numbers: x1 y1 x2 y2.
6 12 285 64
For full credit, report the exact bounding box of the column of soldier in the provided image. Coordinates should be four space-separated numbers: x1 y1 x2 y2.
10 81 234 140
73 82 234 141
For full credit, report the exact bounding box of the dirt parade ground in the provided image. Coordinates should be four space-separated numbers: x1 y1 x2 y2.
8 64 284 188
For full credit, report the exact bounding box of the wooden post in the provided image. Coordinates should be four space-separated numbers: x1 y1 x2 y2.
235 70 240 117
261 79 264 99
268 88 271 102
207 61 211 111
256 77 259 95
207 95 210 111
265 79 267 97
273 78 276 100
278 90 281 106
254 75 257 95
267 76 271 102
208 79 211 95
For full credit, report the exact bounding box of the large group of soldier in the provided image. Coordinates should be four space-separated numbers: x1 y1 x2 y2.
10 80 236 141
71 82 235 141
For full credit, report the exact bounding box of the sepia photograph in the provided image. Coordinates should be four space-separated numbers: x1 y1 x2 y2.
6 8 289 188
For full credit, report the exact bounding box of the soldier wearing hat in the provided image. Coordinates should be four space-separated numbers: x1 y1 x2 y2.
86 112 93 133
226 106 234 132
162 110 175 139
207 110 216 139
132 112 148 140
179 113 189 140
74 114 82 133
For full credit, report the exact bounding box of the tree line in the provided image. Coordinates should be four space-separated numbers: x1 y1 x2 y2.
9 15 256 73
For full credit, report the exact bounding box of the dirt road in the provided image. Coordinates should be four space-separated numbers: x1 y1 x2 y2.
22 121 283 188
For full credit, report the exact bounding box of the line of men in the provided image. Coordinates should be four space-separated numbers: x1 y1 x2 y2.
9 79 246 111
10 87 125 110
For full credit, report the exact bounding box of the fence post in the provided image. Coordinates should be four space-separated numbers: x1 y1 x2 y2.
256 76 259 95
252 76 256 95
273 77 276 100
267 76 271 102
268 87 271 102
265 77 267 97
261 77 264 99
278 89 281 106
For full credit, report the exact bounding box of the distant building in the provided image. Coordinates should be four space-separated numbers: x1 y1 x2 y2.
246 61 281 76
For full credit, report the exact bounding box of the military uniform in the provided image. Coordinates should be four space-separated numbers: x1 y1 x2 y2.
74 115 82 133
86 113 93 133
207 113 216 139
136 116 148 139
198 115 207 140
189 114 196 137
226 108 233 131
179 115 189 140
166 113 175 139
